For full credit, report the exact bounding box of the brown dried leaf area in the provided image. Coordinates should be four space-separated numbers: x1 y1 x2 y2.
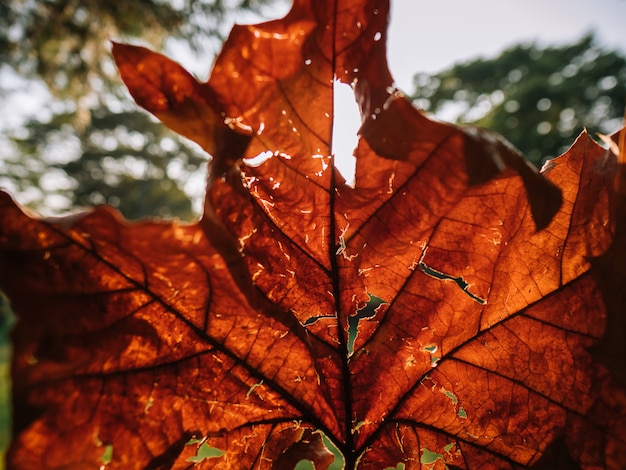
1 0 625 469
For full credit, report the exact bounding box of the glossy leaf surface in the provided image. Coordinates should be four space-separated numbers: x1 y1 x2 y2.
1 0 625 468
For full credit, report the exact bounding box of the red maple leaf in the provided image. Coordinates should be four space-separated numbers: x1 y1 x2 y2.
1 1 625 468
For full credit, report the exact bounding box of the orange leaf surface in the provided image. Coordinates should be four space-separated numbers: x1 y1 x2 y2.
1 0 625 469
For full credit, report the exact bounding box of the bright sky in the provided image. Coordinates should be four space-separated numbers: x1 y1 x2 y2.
332 0 626 180
388 0 626 90
2 0 625 213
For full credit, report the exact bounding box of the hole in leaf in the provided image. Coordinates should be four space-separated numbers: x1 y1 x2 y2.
420 447 444 466
443 390 458 404
243 150 273 168
348 294 387 356
423 344 440 367
321 433 345 469
294 460 315 470
245 379 264 399
99 444 113 465
419 261 486 305
290 431 345 470
185 440 225 463
440 388 467 418
332 80 360 186
384 464 406 470
302 313 336 327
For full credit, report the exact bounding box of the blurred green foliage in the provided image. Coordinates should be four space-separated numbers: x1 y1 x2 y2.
0 0 278 220
411 34 626 167
0 294 14 468
0 0 278 463
6 110 207 220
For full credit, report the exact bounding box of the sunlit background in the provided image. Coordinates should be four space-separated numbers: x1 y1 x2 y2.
0 0 625 465
1 0 624 218
334 0 626 181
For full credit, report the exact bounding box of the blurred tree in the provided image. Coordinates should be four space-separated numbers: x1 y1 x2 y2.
8 110 207 220
1 2 279 459
411 34 626 167
0 0 278 220
0 292 13 465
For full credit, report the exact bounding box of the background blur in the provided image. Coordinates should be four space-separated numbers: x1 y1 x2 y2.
0 0 624 464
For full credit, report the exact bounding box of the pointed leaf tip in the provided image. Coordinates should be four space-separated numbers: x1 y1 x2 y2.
112 42 251 178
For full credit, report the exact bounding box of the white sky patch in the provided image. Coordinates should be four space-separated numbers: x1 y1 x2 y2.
2 0 625 218
388 0 626 91
184 162 208 215
332 80 360 186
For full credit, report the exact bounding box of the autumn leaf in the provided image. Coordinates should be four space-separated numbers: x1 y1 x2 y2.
1 0 625 469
